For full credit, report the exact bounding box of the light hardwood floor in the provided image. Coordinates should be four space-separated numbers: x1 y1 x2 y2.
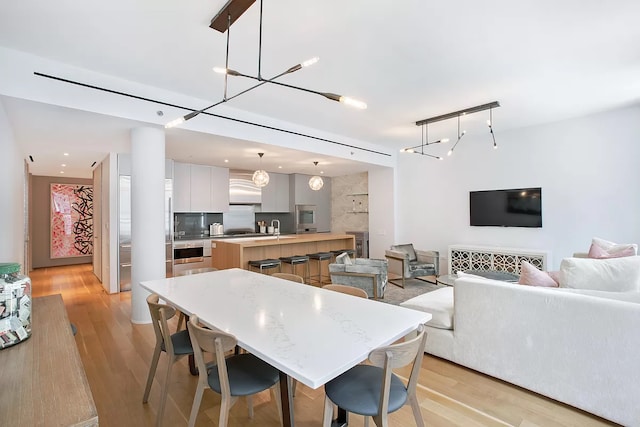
30 264 617 427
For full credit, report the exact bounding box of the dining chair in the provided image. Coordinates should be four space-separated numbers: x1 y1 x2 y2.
143 293 194 427
322 324 428 427
322 283 369 299
187 315 282 427
272 272 305 283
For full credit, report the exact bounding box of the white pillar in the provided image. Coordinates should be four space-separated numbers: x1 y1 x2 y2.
130 127 165 324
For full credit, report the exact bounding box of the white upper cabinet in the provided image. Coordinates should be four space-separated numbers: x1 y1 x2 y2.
210 166 230 213
173 162 229 213
261 172 290 212
173 162 192 212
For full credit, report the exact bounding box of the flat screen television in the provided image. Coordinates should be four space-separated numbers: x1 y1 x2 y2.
470 187 542 227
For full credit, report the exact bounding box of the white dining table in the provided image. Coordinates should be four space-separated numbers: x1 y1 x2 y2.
140 268 431 426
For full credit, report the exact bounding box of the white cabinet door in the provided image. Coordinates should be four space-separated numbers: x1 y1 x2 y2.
210 166 229 212
262 172 290 212
173 162 191 212
190 164 212 212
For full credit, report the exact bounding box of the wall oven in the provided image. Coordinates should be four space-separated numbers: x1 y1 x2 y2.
173 242 204 265
295 204 317 233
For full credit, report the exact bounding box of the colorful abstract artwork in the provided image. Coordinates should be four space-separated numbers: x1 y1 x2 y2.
50 184 93 258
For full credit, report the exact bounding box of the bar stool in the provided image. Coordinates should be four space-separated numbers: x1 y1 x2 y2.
248 258 282 275
307 252 333 286
279 255 310 283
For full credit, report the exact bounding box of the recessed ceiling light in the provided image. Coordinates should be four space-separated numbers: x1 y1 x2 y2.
224 159 229 163
278 165 282 169
61 164 66 167
320 171 324 174
63 153 69 156
59 171 64 174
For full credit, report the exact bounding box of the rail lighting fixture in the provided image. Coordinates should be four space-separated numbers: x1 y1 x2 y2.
165 0 366 129
402 101 500 159
252 153 270 188
308 162 324 191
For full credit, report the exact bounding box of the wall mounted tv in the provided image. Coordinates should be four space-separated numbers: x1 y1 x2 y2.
469 187 542 228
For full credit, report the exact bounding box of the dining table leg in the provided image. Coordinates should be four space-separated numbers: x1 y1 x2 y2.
279 371 294 427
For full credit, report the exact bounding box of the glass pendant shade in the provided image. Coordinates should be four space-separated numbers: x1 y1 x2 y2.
309 175 324 191
252 169 270 187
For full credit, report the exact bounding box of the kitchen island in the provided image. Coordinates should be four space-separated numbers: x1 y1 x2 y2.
211 233 355 279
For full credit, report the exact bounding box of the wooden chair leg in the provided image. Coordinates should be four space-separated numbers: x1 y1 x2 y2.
272 383 283 426
156 359 174 427
219 395 232 427
143 346 161 403
409 395 425 427
187 383 205 427
322 395 335 427
246 394 254 418
372 414 388 427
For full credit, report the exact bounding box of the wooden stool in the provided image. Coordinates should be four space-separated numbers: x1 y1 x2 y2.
279 255 310 283
248 259 282 275
306 252 333 285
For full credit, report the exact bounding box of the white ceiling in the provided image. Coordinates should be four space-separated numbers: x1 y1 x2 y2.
1 0 639 178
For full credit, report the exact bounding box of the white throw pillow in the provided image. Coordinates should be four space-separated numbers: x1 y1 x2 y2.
335 252 352 265
588 237 638 258
558 256 640 292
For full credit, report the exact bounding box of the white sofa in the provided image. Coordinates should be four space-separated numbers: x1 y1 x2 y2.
401 263 640 426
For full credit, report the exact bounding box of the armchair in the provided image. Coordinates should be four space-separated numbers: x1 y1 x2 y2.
385 243 439 288
328 253 388 299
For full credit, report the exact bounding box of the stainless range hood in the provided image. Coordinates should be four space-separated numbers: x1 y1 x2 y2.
229 170 262 204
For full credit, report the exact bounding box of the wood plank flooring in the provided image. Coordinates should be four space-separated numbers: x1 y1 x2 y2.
29 264 618 426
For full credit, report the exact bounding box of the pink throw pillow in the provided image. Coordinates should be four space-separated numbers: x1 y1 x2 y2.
518 261 559 287
588 243 636 259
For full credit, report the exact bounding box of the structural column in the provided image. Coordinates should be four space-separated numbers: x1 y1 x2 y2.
130 127 165 323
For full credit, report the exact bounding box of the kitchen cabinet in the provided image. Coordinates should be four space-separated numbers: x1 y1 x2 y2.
173 162 229 212
290 174 331 232
261 172 290 212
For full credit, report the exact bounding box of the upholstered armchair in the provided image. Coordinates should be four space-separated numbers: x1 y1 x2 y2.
385 244 439 287
328 253 388 299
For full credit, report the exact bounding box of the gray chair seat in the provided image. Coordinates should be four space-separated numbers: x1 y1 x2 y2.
160 329 193 355
325 365 408 416
207 353 280 396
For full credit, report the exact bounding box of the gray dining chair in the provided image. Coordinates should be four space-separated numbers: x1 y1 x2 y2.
186 315 282 427
143 294 194 427
322 324 428 427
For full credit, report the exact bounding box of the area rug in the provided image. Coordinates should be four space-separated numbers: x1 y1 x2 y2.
382 278 447 305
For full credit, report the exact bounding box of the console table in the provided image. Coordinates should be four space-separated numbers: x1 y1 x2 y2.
0 294 98 426
448 244 551 275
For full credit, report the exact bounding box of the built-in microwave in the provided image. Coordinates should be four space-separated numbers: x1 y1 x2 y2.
295 204 317 233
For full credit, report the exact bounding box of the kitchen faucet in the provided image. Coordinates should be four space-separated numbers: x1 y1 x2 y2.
271 219 280 236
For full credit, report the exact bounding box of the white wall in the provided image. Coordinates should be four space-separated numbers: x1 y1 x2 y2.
396 105 640 269
368 166 395 259
0 100 25 267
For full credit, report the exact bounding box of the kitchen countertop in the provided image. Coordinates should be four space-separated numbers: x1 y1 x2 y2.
211 233 353 247
174 233 291 241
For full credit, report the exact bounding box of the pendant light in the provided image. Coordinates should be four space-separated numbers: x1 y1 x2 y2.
252 153 270 188
308 161 324 191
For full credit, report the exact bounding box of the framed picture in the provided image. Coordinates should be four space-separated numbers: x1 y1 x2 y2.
50 183 93 259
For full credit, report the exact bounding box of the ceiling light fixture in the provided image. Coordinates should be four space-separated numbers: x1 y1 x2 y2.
447 115 466 156
252 152 270 188
308 161 324 191
165 0 366 129
403 101 500 159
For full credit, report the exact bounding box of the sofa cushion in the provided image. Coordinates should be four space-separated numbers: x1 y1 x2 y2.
391 244 417 262
518 261 559 287
559 256 640 292
588 237 638 259
335 252 352 265
400 287 453 330
554 287 640 304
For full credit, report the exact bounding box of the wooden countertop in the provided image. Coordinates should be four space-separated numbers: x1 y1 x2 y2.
212 233 354 248
0 294 98 426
